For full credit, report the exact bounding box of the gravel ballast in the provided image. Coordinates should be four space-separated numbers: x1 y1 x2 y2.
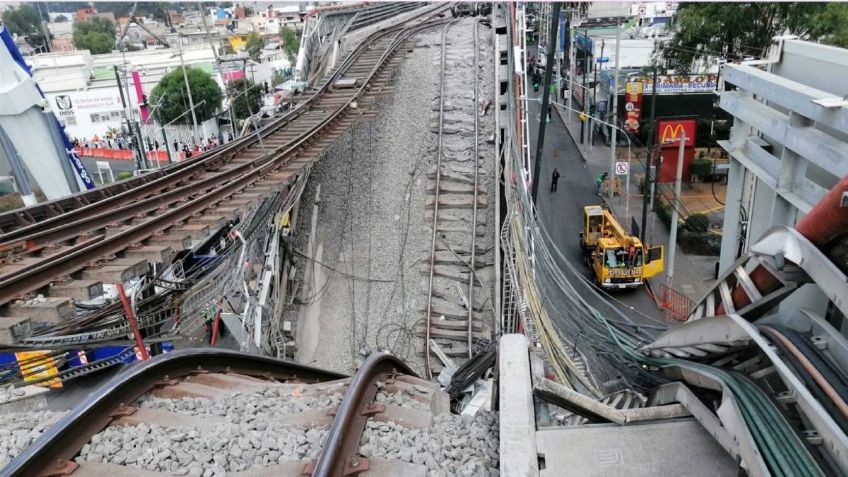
288 16 498 376
0 410 58 467
75 403 498 476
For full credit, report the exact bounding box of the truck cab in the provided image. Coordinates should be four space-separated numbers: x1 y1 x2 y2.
579 205 664 289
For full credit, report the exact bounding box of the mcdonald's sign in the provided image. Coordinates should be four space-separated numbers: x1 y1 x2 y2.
657 119 696 148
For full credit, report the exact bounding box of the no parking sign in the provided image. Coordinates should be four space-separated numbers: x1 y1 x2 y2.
615 161 629 175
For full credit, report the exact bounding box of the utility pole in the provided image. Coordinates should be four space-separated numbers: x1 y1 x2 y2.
178 41 200 143
639 59 659 244
608 17 621 199
35 2 51 53
530 2 561 204
666 132 686 290
567 10 576 120
590 39 603 149
580 30 588 144
114 65 146 171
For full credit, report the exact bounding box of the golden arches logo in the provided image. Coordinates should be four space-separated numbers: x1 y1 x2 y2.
660 124 687 144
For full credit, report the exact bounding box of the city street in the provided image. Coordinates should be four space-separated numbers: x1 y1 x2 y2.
527 90 667 333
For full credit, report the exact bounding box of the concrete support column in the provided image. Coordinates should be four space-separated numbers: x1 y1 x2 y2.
719 157 745 272
719 91 755 272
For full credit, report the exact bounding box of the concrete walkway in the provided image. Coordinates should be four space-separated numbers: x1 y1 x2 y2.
551 104 719 304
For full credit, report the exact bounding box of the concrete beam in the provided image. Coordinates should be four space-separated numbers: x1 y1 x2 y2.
0 316 31 345
720 140 827 215
720 93 848 179
533 378 691 425
499 334 538 477
723 64 848 137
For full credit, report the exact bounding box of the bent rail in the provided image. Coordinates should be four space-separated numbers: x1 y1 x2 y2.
0 349 345 477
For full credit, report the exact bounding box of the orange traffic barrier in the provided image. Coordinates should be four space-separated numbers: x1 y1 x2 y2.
655 282 693 321
74 148 186 162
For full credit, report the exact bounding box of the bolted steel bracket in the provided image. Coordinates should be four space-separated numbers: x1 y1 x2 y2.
154 378 179 388
343 456 370 476
301 461 316 476
361 403 385 416
38 458 79 477
109 404 137 418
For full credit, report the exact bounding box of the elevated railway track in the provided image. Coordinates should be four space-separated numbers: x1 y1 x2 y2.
0 7 449 315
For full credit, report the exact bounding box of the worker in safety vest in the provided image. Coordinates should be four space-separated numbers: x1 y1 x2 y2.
627 240 637 267
595 172 608 195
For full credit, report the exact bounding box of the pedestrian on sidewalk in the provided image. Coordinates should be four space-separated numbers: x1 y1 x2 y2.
550 168 560 193
595 172 608 195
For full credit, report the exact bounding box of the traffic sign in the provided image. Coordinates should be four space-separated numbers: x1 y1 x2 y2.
638 4 647 17
615 161 629 176
596 57 610 63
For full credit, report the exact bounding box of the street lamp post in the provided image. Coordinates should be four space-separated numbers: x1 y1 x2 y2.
666 131 686 290
608 17 622 200
639 57 660 245
590 39 604 150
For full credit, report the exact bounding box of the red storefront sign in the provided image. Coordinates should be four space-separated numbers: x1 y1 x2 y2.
656 119 697 183
623 81 643 133
657 119 696 148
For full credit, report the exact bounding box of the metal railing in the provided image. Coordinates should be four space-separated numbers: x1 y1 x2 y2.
655 282 693 321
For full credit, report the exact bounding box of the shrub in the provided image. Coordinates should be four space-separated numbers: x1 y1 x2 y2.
684 213 710 233
116 172 133 181
690 159 713 182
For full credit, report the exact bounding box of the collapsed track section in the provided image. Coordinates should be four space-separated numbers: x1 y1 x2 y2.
2 350 499 477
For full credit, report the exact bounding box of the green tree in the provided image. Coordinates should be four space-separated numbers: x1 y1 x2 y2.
246 32 264 62
279 25 300 64
810 3 848 49
73 17 116 54
227 79 262 120
2 5 47 49
150 67 223 125
661 3 826 72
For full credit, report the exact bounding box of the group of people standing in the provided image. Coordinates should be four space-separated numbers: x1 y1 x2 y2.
170 135 230 158
72 133 134 151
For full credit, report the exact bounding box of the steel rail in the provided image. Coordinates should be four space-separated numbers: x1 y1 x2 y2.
0 349 345 477
424 21 454 380
0 13 409 250
312 352 415 476
10 178 305 349
0 100 311 248
466 18 480 359
0 6 452 238
0 19 443 306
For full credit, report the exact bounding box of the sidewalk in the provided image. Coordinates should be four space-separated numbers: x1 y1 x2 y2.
552 104 719 303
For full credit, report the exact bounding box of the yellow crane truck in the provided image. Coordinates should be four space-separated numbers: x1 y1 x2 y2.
579 205 664 289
